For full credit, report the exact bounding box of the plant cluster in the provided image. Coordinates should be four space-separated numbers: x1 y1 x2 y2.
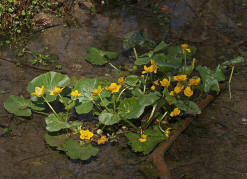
4 31 243 160
0 0 62 45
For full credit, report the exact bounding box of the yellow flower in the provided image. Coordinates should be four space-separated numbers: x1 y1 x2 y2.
153 80 159 86
174 75 187 82
118 77 125 85
174 83 184 94
71 90 81 98
31 85 45 97
181 44 191 54
92 85 102 95
80 129 94 140
142 59 157 74
165 128 171 137
50 87 63 95
184 86 193 97
170 108 180 117
142 64 154 74
189 78 200 86
151 85 155 90
160 78 170 87
138 134 147 143
106 83 121 93
150 59 158 73
169 91 174 96
97 135 108 145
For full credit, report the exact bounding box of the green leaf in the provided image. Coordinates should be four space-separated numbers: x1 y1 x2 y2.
4 95 32 117
62 139 98 160
153 41 168 53
125 125 167 155
28 101 45 111
123 30 146 49
75 101 94 114
44 133 69 150
175 100 201 115
85 47 118 65
125 75 139 87
196 65 225 93
72 78 98 113
45 113 70 132
153 53 178 70
135 57 150 65
221 56 244 69
27 72 70 102
98 111 121 125
119 93 160 119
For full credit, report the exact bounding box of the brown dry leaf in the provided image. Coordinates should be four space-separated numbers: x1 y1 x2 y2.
160 5 172 15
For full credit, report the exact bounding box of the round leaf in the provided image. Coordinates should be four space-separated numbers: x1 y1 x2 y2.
27 72 70 102
99 111 121 125
4 95 31 116
62 139 98 160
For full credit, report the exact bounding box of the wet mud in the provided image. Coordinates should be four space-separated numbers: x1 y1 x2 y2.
0 0 247 178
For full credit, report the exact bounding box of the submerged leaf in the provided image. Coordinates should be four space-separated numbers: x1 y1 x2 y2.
44 133 69 151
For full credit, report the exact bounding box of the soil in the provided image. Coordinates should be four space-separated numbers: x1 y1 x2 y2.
0 0 247 178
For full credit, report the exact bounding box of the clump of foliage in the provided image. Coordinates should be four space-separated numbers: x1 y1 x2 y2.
0 0 62 45
4 31 243 160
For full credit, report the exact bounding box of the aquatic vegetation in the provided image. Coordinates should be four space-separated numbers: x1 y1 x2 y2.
5 35 243 161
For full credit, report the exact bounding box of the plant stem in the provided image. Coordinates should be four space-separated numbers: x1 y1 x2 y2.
117 87 127 102
228 66 234 99
33 111 49 116
113 94 116 112
143 74 148 93
42 96 59 119
98 94 111 113
133 48 138 60
92 99 102 111
58 94 69 121
108 62 120 71
158 112 168 133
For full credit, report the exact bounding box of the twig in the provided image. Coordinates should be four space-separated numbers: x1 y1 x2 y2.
0 56 68 74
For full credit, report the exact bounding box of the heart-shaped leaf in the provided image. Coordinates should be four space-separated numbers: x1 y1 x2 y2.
98 110 121 125
4 95 32 116
27 72 70 102
45 113 70 132
85 47 118 65
62 139 98 160
125 125 167 155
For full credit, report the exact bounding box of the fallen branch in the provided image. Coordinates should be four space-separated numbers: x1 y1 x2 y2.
149 83 225 179
0 56 68 74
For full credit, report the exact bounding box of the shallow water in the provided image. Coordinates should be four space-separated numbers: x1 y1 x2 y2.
0 0 247 178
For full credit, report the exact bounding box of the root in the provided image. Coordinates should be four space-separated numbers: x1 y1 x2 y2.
149 84 225 179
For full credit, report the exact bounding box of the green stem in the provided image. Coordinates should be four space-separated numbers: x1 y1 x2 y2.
228 66 234 99
58 94 69 121
42 96 59 119
92 99 102 111
117 87 127 102
33 111 49 116
133 47 138 60
158 112 168 133
108 62 120 71
113 94 116 112
184 53 187 66
143 74 148 93
98 94 111 113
